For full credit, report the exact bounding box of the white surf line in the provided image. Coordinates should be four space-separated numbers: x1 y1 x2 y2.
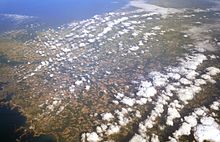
0 14 35 22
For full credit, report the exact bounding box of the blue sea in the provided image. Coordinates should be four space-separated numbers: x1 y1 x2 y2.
0 0 128 26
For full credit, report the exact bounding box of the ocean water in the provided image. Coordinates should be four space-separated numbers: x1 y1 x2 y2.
0 0 128 26
0 104 26 142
